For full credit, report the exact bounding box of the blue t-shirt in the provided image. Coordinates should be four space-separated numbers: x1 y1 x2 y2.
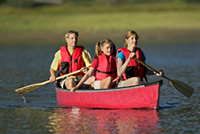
116 51 146 63
116 52 126 63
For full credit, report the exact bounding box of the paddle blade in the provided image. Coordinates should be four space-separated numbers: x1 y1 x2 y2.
15 83 42 94
169 80 194 98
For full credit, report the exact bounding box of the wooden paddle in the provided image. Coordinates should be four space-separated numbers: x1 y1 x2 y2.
134 57 194 98
15 67 86 94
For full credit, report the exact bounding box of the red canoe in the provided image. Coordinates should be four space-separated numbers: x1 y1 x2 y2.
56 80 162 109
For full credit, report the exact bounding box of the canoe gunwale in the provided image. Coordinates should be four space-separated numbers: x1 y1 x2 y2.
56 80 163 92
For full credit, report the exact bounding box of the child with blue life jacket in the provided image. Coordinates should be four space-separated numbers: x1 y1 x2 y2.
71 39 117 91
116 30 163 87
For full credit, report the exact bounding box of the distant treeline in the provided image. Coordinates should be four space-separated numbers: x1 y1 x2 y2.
1 0 200 7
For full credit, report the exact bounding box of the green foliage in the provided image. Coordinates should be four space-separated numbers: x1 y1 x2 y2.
2 0 33 7
1 0 200 7
0 0 6 4
0 0 200 45
0 2 199 32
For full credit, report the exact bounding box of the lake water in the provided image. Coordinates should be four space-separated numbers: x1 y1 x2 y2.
0 43 200 134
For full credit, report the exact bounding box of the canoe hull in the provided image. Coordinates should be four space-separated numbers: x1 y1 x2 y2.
56 81 161 109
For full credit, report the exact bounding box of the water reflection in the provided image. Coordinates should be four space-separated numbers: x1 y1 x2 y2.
47 108 162 134
1 43 199 133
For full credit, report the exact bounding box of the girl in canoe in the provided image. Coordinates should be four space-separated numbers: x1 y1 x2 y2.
71 39 117 91
116 30 163 87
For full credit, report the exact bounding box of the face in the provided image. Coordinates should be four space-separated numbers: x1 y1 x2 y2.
101 43 113 56
66 33 78 48
126 34 137 48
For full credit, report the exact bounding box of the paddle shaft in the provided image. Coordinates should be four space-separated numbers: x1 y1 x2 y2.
134 57 194 98
40 68 85 85
15 66 87 94
133 57 168 78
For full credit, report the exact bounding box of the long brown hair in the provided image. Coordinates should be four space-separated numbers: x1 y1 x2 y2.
124 30 139 48
94 39 116 59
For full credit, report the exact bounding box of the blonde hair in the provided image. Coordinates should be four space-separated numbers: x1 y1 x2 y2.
94 39 116 59
124 30 139 48
65 30 79 39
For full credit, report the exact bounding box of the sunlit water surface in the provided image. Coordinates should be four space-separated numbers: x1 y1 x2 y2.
0 43 199 134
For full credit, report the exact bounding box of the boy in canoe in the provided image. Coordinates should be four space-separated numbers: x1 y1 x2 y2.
116 30 163 87
49 30 94 89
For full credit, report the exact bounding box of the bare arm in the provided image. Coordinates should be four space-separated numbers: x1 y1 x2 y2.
49 50 60 82
71 67 95 91
117 52 135 76
49 68 56 82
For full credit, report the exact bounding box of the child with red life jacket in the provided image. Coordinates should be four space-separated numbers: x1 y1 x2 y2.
71 39 117 92
116 30 163 87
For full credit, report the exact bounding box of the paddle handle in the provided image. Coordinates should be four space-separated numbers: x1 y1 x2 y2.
134 57 159 73
133 57 171 80
55 68 85 80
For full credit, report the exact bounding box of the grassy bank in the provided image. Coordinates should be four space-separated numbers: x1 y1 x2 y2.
0 3 200 45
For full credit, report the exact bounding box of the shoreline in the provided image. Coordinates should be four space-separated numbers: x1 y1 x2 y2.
1 29 199 46
1 3 199 46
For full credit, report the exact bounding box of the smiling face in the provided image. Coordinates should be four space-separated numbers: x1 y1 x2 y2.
66 33 78 49
126 34 138 50
124 30 139 51
101 43 113 56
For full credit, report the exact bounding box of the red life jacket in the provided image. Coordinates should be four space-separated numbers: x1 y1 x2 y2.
59 46 85 76
116 47 145 80
95 53 117 80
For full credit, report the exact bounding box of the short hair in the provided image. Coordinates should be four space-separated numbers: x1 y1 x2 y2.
65 30 79 38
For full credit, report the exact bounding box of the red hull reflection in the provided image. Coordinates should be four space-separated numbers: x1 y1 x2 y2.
47 108 163 134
